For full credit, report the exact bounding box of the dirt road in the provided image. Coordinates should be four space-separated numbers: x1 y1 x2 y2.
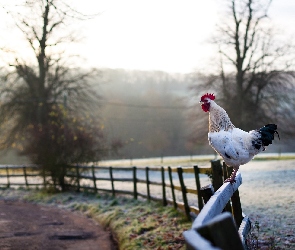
0 200 117 250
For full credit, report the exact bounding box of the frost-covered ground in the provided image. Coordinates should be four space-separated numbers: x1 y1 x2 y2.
101 156 295 248
238 160 295 248
1 154 295 248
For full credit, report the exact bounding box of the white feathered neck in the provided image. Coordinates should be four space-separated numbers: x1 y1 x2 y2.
208 101 235 132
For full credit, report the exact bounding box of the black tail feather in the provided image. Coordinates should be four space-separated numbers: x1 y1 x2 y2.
258 124 280 146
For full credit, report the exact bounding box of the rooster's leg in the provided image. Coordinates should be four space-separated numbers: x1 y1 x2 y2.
224 166 239 184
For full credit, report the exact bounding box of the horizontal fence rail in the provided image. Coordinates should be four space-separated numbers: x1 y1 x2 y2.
0 165 44 188
184 172 251 250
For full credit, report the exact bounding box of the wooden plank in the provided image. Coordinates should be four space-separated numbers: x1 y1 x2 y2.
145 167 150 201
91 177 110 181
106 167 134 171
181 167 211 174
186 188 198 194
0 183 42 186
112 178 134 182
164 199 199 215
211 160 223 191
149 195 162 203
136 179 147 184
91 165 97 192
2 174 33 178
231 189 243 226
133 166 137 199
225 165 243 226
238 215 251 249
165 184 182 191
192 172 242 228
147 180 162 186
109 167 115 196
166 167 179 173
198 168 212 175
196 212 244 250
200 184 214 204
137 192 148 199
168 166 177 209
0 165 38 169
181 168 195 174
161 166 167 206
23 166 28 187
74 166 131 171
177 167 190 220
147 166 206 173
189 206 200 215
184 229 221 250
113 189 134 196
194 165 203 210
222 163 233 213
146 166 162 171
94 187 113 193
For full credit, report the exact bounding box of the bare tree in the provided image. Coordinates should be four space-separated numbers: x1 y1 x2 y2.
0 0 112 189
190 0 295 146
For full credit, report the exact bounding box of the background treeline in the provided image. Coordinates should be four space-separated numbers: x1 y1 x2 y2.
96 68 291 160
1 67 293 164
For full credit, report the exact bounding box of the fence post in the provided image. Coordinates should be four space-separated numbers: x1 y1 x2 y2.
200 184 214 204
231 188 243 226
211 160 223 191
222 163 233 213
226 165 243 226
177 167 190 220
222 162 228 182
92 165 97 193
23 166 28 187
168 166 177 209
75 164 80 192
145 167 150 201
109 167 115 196
133 166 137 199
6 166 10 188
196 212 245 250
161 166 167 206
193 165 203 210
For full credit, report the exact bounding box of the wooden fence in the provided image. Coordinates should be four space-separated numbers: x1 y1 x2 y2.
0 160 250 249
0 165 42 188
0 163 218 219
184 169 251 249
65 164 215 217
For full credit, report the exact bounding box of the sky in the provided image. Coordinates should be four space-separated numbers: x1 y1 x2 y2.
77 0 219 73
1 0 295 73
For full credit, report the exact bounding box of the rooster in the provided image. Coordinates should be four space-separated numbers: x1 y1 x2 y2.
200 93 280 183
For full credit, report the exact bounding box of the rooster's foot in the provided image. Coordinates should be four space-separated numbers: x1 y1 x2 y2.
224 167 239 184
224 177 236 184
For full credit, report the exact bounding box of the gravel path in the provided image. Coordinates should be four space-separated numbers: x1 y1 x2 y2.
0 200 117 250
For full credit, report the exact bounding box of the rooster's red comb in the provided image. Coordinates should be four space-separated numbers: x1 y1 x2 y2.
201 93 215 102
